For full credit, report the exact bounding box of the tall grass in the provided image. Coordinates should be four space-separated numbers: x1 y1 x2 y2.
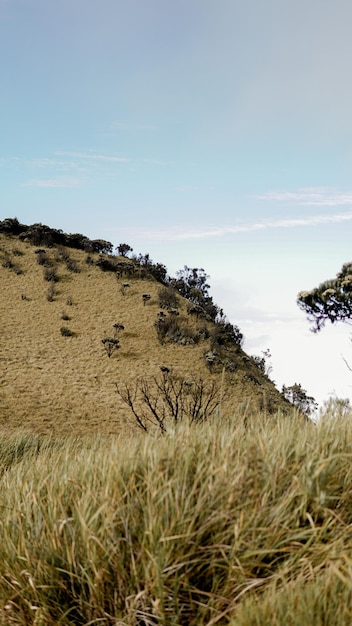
0 407 352 624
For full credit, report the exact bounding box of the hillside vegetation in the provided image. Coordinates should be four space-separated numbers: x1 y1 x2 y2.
0 219 291 436
1 219 350 625
0 413 352 624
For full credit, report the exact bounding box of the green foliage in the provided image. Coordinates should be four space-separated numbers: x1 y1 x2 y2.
282 383 318 417
297 262 352 332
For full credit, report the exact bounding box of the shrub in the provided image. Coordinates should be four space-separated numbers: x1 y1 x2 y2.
43 265 58 282
1 252 22 274
60 326 73 337
96 256 119 272
65 257 80 273
102 337 120 358
116 243 133 257
158 285 179 310
116 372 223 433
2 252 13 269
35 249 50 266
0 216 24 234
47 282 56 302
209 320 243 350
282 383 318 417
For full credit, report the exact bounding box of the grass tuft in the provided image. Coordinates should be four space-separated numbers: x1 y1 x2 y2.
0 409 352 623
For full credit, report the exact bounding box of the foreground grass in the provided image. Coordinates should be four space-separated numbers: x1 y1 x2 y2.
0 410 352 624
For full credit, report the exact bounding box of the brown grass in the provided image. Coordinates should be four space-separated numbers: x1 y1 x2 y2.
0 235 289 436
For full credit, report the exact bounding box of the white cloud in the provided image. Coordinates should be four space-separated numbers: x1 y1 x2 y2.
256 188 352 206
120 211 352 242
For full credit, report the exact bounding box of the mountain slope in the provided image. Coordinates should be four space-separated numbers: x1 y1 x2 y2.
0 227 291 435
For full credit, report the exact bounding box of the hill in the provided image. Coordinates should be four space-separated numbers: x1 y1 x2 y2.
0 218 292 436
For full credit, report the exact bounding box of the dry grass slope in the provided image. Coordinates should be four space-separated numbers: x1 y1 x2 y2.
0 233 289 435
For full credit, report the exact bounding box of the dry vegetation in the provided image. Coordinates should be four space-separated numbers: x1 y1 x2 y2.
0 412 352 624
3 226 342 625
0 233 289 436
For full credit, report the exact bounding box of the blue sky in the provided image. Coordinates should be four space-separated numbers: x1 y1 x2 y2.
1 0 352 406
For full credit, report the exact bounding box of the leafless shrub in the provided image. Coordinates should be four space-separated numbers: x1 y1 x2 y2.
116 373 223 433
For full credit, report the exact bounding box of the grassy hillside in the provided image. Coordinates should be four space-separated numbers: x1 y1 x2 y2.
0 412 352 624
0 227 290 435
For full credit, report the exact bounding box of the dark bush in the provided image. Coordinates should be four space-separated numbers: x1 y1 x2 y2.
60 326 73 337
102 337 120 358
0 217 25 235
209 321 243 350
65 257 80 273
96 256 119 272
35 250 50 266
116 243 133 257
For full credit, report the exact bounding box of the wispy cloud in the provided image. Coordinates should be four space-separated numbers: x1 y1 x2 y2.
54 151 130 163
256 187 352 206
124 211 352 241
21 177 82 188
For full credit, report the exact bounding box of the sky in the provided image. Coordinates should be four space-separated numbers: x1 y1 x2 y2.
1 0 352 408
